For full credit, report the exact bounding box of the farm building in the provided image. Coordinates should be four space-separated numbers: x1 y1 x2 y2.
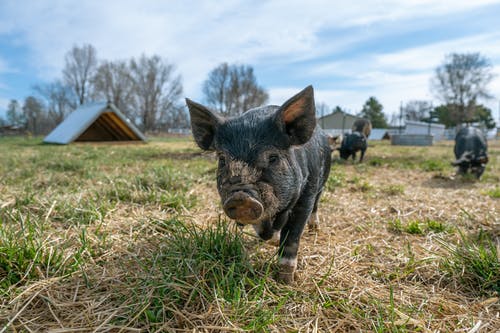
44 102 146 144
0 125 25 136
318 110 362 132
404 120 446 141
318 110 363 138
318 110 390 140
391 121 446 146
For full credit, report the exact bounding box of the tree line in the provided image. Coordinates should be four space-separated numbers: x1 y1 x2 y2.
323 52 497 130
0 47 496 134
1 44 268 135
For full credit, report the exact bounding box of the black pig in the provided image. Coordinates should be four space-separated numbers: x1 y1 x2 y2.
186 86 331 283
338 131 367 162
452 127 489 179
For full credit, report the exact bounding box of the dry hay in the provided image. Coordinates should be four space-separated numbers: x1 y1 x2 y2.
1 140 499 332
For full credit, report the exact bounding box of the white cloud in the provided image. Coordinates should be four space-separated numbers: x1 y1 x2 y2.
304 30 500 116
1 0 500 119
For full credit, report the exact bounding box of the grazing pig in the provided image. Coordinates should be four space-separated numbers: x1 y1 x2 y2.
452 127 489 179
352 119 372 138
186 86 331 284
338 131 367 162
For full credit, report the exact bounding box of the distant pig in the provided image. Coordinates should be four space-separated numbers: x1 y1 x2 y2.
338 131 367 162
452 127 488 179
186 86 331 284
352 118 372 138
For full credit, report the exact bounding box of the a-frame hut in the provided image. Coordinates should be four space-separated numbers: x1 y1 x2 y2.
44 102 146 144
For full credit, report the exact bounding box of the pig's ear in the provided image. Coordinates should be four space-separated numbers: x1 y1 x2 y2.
186 99 222 150
277 85 316 145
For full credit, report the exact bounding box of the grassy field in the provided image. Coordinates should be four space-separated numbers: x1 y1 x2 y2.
0 136 499 332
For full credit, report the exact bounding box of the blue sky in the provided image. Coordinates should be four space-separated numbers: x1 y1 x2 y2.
1 0 500 122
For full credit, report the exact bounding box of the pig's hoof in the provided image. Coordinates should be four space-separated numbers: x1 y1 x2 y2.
268 230 280 247
308 213 319 231
268 239 279 247
308 222 319 231
277 264 296 284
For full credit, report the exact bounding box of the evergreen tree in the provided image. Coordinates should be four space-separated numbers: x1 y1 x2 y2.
358 97 388 128
473 105 496 129
433 104 496 129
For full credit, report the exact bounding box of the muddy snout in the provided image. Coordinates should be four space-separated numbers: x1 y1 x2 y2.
223 191 263 224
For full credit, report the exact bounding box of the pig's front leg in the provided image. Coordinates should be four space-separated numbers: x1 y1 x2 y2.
359 147 366 162
277 196 314 284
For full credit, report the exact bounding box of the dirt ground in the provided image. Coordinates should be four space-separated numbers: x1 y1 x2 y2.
1 138 498 332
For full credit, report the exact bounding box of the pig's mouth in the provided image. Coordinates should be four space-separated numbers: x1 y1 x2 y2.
223 191 264 224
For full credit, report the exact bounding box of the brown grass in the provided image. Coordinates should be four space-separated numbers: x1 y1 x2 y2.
0 138 499 332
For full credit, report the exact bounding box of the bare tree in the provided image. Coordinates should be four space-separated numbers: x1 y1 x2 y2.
402 100 433 122
63 44 98 106
34 81 76 127
23 96 49 135
130 54 183 132
202 63 269 116
158 106 189 131
316 102 330 129
6 99 26 128
92 60 136 120
431 52 494 124
316 102 330 118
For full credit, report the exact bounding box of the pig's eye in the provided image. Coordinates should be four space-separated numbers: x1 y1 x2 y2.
218 155 226 167
268 154 279 165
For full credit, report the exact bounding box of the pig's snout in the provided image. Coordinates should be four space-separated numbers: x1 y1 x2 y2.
223 191 263 224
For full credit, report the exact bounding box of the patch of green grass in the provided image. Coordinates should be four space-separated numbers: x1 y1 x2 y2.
425 219 448 233
485 187 500 198
460 173 479 182
52 197 111 226
420 159 447 172
388 219 450 235
388 219 404 233
382 184 405 196
359 181 374 192
43 159 86 173
481 173 500 184
325 167 345 192
405 221 423 235
120 218 283 328
103 166 197 210
0 212 78 295
439 230 500 295
368 157 384 167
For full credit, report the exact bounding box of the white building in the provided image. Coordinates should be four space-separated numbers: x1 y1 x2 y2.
404 120 446 141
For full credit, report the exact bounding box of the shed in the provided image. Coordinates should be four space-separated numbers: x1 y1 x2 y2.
318 110 362 132
0 125 25 136
43 101 146 144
